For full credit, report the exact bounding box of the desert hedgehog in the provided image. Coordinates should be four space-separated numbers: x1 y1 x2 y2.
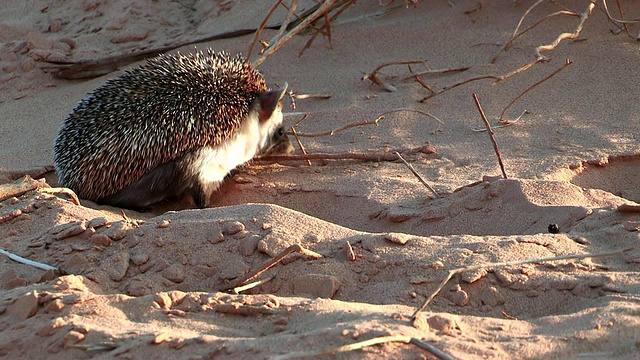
53 49 291 209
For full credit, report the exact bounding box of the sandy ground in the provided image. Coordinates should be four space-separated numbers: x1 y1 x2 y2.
1 1 640 359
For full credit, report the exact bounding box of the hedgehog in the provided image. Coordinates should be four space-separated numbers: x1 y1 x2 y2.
53 49 291 210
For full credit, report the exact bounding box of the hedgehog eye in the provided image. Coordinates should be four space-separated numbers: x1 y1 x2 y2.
277 127 285 136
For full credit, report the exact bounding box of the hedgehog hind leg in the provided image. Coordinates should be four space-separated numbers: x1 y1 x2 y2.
98 160 188 210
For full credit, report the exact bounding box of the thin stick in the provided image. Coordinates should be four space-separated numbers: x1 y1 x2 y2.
290 126 312 166
299 0 355 57
411 247 634 319
293 108 443 138
224 244 322 290
231 275 276 294
255 144 436 163
362 60 430 92
38 187 81 205
272 335 412 360
403 66 470 79
48 26 266 79
5 165 55 181
470 110 528 132
472 93 508 179
0 249 58 271
394 152 439 198
602 0 640 25
534 3 595 61
499 59 573 123
253 0 338 67
420 75 497 102
493 59 541 84
410 338 459 360
247 0 284 60
271 0 298 47
492 0 578 63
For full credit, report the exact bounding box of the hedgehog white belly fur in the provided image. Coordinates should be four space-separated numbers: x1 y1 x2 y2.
191 105 281 190
53 50 287 209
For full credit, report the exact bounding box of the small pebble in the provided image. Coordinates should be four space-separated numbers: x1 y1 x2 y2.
157 219 171 228
223 221 245 235
385 233 410 245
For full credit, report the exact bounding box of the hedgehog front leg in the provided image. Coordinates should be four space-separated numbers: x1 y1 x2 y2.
188 180 219 209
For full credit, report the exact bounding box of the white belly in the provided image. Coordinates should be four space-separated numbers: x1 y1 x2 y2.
191 110 277 190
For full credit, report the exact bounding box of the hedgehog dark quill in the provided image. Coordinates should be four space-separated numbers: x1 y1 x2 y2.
53 50 290 209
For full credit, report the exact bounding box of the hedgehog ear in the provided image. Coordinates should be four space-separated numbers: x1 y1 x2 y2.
258 83 287 123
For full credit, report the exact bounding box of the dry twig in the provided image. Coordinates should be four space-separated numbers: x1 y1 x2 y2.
272 335 412 360
223 244 322 291
410 338 459 360
411 247 634 319
252 0 341 67
602 0 640 40
363 60 469 93
292 108 443 138
290 126 312 166
499 58 573 123
472 94 508 179
534 3 595 61
299 0 358 57
394 151 439 198
491 0 580 63
255 144 436 164
0 249 58 271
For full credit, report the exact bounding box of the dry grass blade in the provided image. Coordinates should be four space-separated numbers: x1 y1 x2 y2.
473 93 507 179
411 247 634 319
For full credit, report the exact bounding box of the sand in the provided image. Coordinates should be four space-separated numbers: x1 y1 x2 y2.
1 1 639 359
